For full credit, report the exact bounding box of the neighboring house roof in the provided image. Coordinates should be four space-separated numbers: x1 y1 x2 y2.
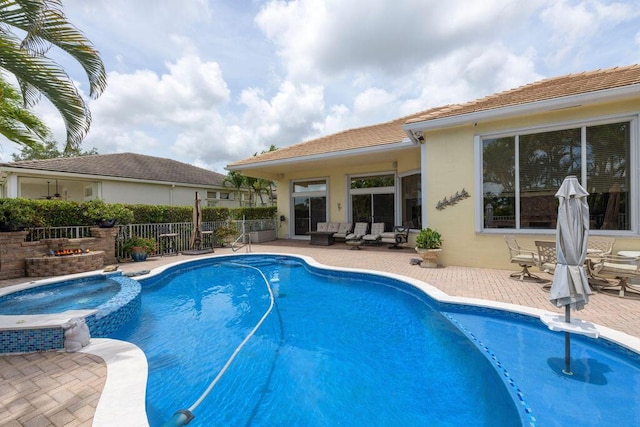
0 152 227 186
230 64 640 167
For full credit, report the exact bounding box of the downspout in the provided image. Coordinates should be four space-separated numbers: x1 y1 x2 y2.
420 140 428 229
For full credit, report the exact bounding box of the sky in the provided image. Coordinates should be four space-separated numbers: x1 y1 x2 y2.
1 0 640 174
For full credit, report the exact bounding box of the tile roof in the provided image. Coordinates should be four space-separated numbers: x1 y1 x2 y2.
0 153 226 186
230 64 640 167
227 109 443 167
406 64 640 124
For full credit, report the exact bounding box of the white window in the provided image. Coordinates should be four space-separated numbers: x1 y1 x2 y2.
481 118 634 232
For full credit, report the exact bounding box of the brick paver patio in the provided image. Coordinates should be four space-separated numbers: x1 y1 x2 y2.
1 240 639 426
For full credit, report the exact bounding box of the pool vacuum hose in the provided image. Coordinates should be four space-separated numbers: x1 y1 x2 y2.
161 262 275 426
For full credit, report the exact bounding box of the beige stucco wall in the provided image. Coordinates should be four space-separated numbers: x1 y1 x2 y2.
265 97 640 272
422 98 640 270
274 147 421 239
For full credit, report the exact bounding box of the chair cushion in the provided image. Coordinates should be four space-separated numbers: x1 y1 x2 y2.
316 222 328 232
512 254 538 265
327 223 340 233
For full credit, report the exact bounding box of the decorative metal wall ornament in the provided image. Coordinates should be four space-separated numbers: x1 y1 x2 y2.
436 188 470 210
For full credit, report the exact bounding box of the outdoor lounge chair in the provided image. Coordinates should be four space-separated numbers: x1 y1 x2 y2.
504 235 543 282
362 223 385 245
345 222 368 249
586 254 640 298
380 225 410 249
333 223 352 241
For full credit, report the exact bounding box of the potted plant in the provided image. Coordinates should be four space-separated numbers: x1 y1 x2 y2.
215 222 237 246
415 228 443 268
0 198 35 232
122 236 156 261
83 200 134 227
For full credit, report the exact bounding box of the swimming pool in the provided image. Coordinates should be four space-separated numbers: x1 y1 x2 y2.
110 254 640 427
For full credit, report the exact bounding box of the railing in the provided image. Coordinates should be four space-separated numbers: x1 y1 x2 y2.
26 219 276 259
26 226 93 241
115 219 275 259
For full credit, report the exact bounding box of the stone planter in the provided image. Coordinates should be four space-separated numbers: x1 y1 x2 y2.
415 248 442 268
249 229 276 243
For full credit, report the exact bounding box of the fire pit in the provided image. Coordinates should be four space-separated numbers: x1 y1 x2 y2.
53 248 86 256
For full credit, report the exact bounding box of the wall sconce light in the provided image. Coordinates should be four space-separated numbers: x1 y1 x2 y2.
337 202 342 211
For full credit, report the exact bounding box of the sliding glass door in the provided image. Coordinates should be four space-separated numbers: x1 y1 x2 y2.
292 180 327 237
350 174 395 231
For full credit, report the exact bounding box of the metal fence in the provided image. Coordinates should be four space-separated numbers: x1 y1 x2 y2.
26 226 93 241
25 219 277 259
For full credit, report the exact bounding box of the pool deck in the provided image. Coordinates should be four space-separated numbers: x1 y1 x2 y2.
2 240 639 426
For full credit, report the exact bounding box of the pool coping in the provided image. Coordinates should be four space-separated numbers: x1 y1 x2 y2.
7 252 640 426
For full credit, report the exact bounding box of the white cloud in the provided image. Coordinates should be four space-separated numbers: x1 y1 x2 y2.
540 0 640 66
4 0 639 175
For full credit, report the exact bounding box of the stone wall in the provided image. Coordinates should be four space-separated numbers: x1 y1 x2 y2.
0 227 118 280
25 251 105 277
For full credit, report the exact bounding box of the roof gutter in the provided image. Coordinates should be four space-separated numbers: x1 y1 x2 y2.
0 166 214 188
227 138 416 171
402 84 640 142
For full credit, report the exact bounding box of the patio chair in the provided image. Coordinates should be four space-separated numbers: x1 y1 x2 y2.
534 241 557 273
345 222 368 250
586 254 640 299
362 223 385 245
504 235 543 282
333 223 353 242
534 240 558 289
380 225 410 249
587 236 615 257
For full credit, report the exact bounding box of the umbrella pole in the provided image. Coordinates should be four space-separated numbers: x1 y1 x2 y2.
563 305 573 375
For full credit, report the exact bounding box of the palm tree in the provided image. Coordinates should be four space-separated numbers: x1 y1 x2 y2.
0 77 50 148
0 0 107 150
222 171 247 207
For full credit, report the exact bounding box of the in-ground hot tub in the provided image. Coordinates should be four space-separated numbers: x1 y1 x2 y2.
0 272 141 353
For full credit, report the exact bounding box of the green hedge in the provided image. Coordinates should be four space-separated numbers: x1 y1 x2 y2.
0 198 277 228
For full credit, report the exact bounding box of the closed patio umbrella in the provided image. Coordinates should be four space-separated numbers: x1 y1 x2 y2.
190 192 202 250
550 175 591 374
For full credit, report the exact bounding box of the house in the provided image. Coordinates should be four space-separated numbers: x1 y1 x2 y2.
228 64 640 269
0 152 251 207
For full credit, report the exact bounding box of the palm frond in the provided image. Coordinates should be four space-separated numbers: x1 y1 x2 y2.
0 36 89 149
0 0 106 98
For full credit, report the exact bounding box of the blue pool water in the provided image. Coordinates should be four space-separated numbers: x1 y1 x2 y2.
108 255 640 427
0 277 121 314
